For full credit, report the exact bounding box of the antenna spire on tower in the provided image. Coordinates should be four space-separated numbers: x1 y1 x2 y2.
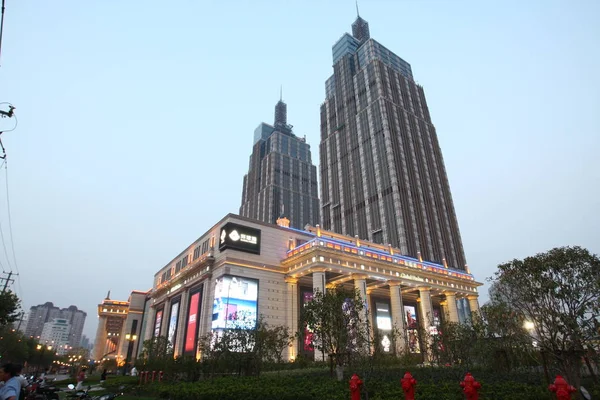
356 0 360 17
280 85 283 102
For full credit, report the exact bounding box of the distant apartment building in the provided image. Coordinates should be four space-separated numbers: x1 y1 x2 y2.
24 302 87 347
40 318 71 355
80 335 92 351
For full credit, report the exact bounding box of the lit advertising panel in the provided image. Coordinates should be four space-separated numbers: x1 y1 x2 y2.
404 305 420 353
302 291 314 351
167 301 179 347
211 275 258 330
154 309 163 338
375 301 392 331
184 291 201 353
429 307 441 335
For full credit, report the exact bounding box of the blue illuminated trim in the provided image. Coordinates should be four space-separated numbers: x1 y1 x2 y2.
286 236 474 280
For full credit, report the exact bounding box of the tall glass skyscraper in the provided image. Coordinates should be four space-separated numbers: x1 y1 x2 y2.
240 99 320 229
319 16 468 271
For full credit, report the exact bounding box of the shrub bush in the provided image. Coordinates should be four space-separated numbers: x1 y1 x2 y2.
141 372 590 400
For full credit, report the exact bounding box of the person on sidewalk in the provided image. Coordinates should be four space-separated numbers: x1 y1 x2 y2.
75 368 86 391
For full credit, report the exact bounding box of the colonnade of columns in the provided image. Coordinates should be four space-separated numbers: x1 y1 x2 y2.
288 270 479 360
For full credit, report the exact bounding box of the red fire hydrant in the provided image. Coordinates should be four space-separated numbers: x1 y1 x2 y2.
549 375 576 400
400 371 417 400
460 372 481 400
349 373 363 400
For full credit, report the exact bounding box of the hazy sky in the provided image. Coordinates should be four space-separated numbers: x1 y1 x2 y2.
1 0 598 341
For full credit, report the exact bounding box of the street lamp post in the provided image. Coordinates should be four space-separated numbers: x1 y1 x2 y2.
124 334 137 375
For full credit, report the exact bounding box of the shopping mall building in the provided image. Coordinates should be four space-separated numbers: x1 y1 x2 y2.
130 213 482 361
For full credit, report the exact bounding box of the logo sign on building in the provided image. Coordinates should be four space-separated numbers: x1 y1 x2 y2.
218 223 261 255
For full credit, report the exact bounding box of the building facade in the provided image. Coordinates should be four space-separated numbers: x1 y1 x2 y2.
143 214 481 361
40 318 71 355
240 99 320 230
319 16 467 271
24 302 87 347
93 290 148 363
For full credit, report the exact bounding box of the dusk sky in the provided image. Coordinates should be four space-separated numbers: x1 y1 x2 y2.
1 0 598 341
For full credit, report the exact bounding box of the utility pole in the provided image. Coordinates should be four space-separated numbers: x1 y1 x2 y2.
15 311 24 331
0 270 15 292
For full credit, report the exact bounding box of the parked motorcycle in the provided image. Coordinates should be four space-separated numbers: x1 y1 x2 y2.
66 384 93 400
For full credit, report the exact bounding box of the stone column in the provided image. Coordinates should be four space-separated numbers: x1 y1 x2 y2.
389 281 406 355
418 287 434 361
144 305 156 340
352 274 369 355
199 281 211 347
285 277 299 361
159 298 171 338
467 294 480 317
93 316 108 361
312 268 326 295
365 288 375 353
312 268 326 362
352 274 368 311
444 292 460 323
418 287 433 328
173 289 190 358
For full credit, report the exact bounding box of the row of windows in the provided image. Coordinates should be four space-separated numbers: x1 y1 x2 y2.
158 237 212 287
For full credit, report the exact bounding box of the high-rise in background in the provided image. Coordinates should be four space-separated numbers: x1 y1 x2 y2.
319 14 467 271
240 98 320 229
24 302 87 348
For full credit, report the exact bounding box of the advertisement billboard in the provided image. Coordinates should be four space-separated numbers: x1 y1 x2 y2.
404 305 420 353
218 223 261 255
429 307 442 335
375 301 392 331
153 309 163 338
184 291 201 353
302 291 314 351
212 275 258 330
167 301 179 347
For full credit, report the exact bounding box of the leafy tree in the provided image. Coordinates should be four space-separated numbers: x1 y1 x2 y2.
261 323 293 364
491 246 600 388
0 326 28 362
198 317 293 377
140 336 173 361
300 286 367 380
0 290 20 326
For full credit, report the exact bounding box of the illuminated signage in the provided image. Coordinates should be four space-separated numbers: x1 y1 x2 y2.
404 305 420 353
167 301 179 347
218 223 261 255
375 302 392 331
184 290 202 353
154 309 163 338
399 273 425 282
302 291 314 352
211 275 258 330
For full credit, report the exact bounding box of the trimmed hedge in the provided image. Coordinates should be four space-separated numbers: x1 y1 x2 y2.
148 374 580 400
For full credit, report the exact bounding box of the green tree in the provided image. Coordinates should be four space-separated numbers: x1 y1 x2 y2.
491 246 600 389
0 290 20 326
140 336 173 361
300 286 367 380
198 317 293 377
0 326 28 362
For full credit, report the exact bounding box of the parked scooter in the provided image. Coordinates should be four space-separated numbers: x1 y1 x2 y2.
95 392 124 400
66 384 93 400
24 377 61 400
